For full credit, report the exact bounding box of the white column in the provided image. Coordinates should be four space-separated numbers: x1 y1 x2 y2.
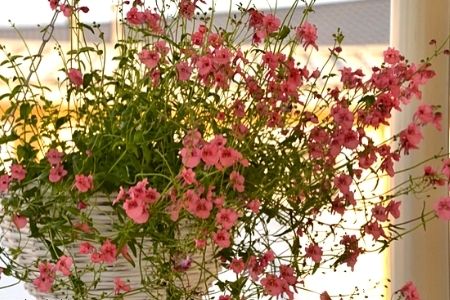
391 0 450 299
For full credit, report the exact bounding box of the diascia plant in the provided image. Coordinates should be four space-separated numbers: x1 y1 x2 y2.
0 0 449 299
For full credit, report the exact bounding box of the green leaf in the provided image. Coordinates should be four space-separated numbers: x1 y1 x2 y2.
83 73 93 89
44 238 63 259
55 116 69 129
359 95 375 106
0 92 10 100
19 102 32 119
79 23 95 35
17 143 38 161
278 25 290 40
0 130 19 144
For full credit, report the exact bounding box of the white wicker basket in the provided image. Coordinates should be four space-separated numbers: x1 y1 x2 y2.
0 195 218 299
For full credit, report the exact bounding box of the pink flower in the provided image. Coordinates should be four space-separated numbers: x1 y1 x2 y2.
48 0 58 10
195 239 207 249
74 174 94 192
201 143 220 166
208 33 222 48
0 174 11 192
262 14 281 34
180 147 201 168
246 255 264 281
399 123 423 154
333 174 352 194
46 148 64 165
399 281 420 300
196 56 213 76
49 164 68 183
364 221 385 240
383 47 401 64
229 171 245 192
79 242 95 254
33 262 55 293
414 104 434 125
212 229 231 248
262 249 276 265
432 112 442 131
90 251 103 263
74 222 92 233
138 49 160 69
280 265 297 285
181 168 197 185
433 196 450 221
114 277 131 295
178 0 195 19
100 240 117 264
320 292 332 300
216 208 238 230
11 164 26 181
144 10 162 33
371 204 388 222
296 22 318 50
229 258 245 274
126 179 160 204
173 256 192 272
56 255 73 276
77 201 87 210
187 195 213 219
247 199 261 213
260 274 283 297
67 68 83 86
191 31 204 45
12 214 27 229
176 62 192 81
387 200 401 219
126 7 145 25
219 147 240 168
123 198 149 224
305 243 322 263
442 158 450 180
33 275 54 293
60 4 73 17
113 186 127 205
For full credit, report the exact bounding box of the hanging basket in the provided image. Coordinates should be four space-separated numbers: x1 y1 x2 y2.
0 195 219 299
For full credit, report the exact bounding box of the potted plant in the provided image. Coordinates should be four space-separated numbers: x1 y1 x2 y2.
0 0 449 299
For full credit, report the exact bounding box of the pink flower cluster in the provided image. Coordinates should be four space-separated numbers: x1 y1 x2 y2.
305 243 323 263
114 277 132 295
79 240 118 265
126 6 162 32
399 281 420 300
74 174 94 192
228 250 298 299
176 185 236 249
114 179 160 224
49 0 88 17
0 163 26 192
179 130 247 170
46 148 68 183
339 235 363 271
296 21 318 50
67 68 83 87
33 256 72 293
364 200 401 241
248 9 281 44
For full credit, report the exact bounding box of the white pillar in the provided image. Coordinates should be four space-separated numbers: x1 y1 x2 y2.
391 0 450 299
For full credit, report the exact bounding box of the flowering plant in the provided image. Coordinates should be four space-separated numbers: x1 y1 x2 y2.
0 0 449 299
